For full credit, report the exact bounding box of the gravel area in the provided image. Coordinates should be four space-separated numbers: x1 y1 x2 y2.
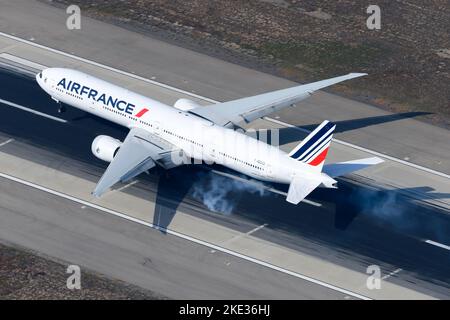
0 242 166 299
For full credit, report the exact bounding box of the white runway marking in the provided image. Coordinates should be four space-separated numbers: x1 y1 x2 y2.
0 98 67 123
0 171 370 300
224 223 268 245
1 31 448 180
425 240 450 251
113 180 139 192
0 44 18 52
0 53 47 70
247 223 268 235
0 138 14 147
381 268 402 280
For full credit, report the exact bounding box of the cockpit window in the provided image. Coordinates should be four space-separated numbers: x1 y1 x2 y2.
38 72 42 79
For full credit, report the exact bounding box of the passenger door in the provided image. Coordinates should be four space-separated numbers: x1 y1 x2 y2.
265 163 274 178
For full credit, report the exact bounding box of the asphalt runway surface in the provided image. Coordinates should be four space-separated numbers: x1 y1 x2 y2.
0 66 449 298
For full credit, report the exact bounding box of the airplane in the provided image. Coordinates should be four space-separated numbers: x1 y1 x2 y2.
36 68 383 205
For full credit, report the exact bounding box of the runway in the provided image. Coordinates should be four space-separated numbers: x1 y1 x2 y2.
2 172 351 299
0 60 449 300
0 0 449 299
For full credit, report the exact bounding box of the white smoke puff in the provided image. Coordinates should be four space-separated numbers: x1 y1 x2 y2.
191 171 268 214
369 191 402 218
352 187 403 219
352 187 419 231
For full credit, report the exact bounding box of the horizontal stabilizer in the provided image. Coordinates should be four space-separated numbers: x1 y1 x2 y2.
286 176 321 205
322 157 384 178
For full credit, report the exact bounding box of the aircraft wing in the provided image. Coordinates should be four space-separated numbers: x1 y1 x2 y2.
92 127 180 197
189 73 367 127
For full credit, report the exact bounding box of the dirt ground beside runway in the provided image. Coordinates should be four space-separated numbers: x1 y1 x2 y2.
0 242 165 299
48 0 450 128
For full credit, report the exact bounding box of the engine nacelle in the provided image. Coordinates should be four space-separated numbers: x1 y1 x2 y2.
173 98 201 111
91 135 122 162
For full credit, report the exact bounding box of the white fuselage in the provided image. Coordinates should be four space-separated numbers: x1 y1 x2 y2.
36 68 320 185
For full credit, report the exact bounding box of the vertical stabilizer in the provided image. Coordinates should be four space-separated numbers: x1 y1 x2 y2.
288 120 336 171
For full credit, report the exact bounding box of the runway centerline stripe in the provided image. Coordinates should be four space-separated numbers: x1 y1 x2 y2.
113 180 139 192
381 268 402 280
0 31 448 179
424 239 450 251
0 98 67 123
0 171 370 300
0 138 14 147
223 223 268 245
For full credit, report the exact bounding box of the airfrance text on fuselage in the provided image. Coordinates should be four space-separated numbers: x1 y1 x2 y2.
57 78 136 114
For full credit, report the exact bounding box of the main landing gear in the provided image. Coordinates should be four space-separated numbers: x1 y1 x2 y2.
57 102 66 113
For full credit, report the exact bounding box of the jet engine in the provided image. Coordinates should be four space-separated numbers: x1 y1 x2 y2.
173 98 201 111
91 135 122 162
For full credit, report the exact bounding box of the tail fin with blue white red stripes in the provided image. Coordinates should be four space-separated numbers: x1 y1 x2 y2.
288 120 336 171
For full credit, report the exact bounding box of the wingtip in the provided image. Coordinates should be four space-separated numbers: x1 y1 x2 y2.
91 190 102 198
366 156 385 165
372 156 385 164
349 72 368 77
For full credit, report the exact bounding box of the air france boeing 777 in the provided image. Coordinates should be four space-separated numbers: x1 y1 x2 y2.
36 68 383 205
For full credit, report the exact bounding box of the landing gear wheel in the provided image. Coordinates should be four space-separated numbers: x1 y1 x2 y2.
57 103 66 113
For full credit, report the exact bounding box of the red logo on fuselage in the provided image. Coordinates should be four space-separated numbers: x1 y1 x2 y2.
135 108 149 118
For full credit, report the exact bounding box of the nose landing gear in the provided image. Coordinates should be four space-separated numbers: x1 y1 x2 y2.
57 103 66 113
51 96 65 113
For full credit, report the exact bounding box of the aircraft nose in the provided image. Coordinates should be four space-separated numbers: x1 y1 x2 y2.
36 70 43 86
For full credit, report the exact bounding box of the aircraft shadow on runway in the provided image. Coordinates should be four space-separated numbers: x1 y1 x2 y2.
312 181 450 230
252 112 431 146
152 167 196 234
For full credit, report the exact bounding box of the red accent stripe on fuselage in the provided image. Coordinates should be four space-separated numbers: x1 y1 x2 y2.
135 108 149 118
